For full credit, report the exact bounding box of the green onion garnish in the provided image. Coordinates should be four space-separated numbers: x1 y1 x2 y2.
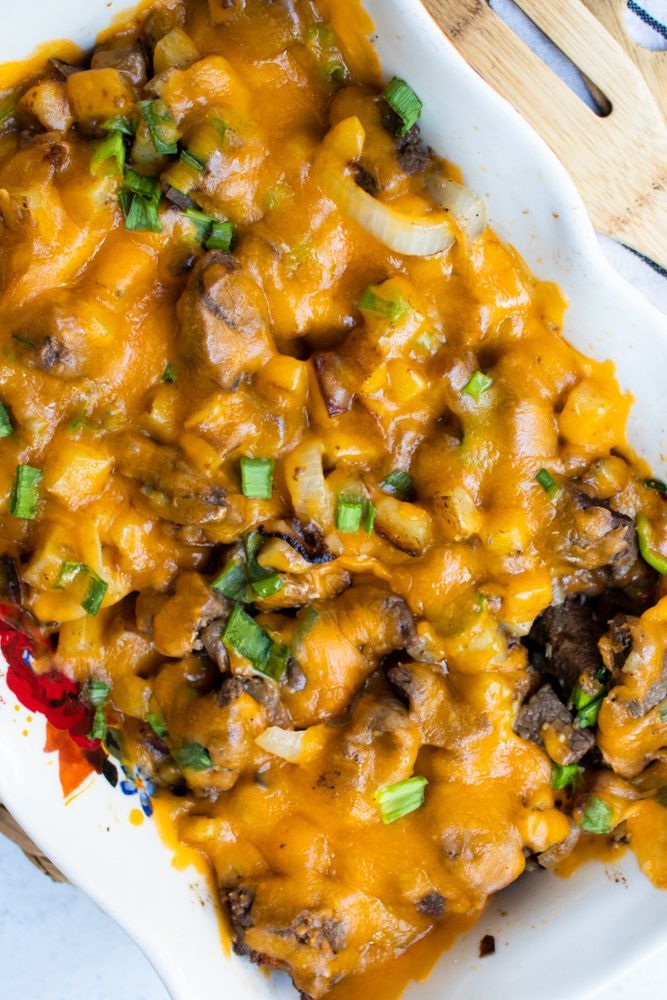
359 287 408 322
101 115 136 137
9 464 43 519
161 362 176 383
124 169 161 202
363 500 376 534
119 188 162 233
571 681 604 729
264 640 290 681
54 562 108 616
181 149 205 172
147 710 168 739
374 775 428 824
173 742 212 771
138 99 179 155
336 494 365 533
89 705 107 741
184 207 213 243
291 605 319 652
643 477 667 493
579 795 614 835
0 402 13 438
636 514 667 574
244 530 270 583
90 131 125 176
205 220 234 251
380 469 414 501
251 574 284 599
551 763 583 790
241 457 274 500
383 77 423 137
88 680 110 707
535 468 563 500
462 370 493 400
223 604 272 669
212 560 248 601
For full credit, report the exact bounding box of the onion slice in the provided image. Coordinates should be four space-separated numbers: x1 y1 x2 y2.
423 173 487 241
256 726 308 763
318 117 456 257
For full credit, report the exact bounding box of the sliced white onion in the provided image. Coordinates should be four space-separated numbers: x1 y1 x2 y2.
318 116 455 258
256 726 307 763
285 437 332 529
423 174 487 241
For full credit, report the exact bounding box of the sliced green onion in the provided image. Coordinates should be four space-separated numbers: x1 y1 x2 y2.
535 468 563 500
119 189 162 233
147 710 168 739
636 514 667 574
89 705 107 741
359 287 408 322
412 328 443 360
138 99 179 155
161 362 176 383
0 402 13 438
264 641 290 681
173 742 212 771
462 370 492 400
380 469 414 501
576 694 603 729
124 169 161 202
644 477 667 494
54 562 108 616
244 530 271 583
205 220 234 251
90 130 125 176
551 763 583 790
181 149 205 172
184 207 213 243
291 605 319 652
374 775 428 824
223 604 272 669
9 464 43 519
212 560 248 601
579 795 614 835
101 115 136 137
336 493 365 533
241 457 274 500
251 574 284 599
383 77 423 137
363 500 376 534
88 680 110 707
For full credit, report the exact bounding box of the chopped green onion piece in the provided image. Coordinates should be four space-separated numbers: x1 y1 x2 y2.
138 99 179 155
9 464 43 519
101 115 135 137
120 189 162 233
579 795 614 835
535 468 563 500
89 705 107 741
380 469 414 501
241 457 274 500
463 370 493 400
307 23 336 47
244 530 273 583
181 149 205 172
291 605 319 652
212 560 248 601
636 514 667 574
383 77 423 137
205 220 234 251
551 763 583 790
363 500 376 534
336 494 365 533
184 207 213 243
124 169 161 202
643 477 667 494
412 328 443 360
161 362 176 383
359 287 408 322
577 694 603 729
264 641 290 681
147 710 168 739
54 561 108 616
223 604 272 669
173 742 212 771
90 130 125 176
251 574 284 599
571 683 600 711
88 680 110 707
0 402 12 438
374 775 428 824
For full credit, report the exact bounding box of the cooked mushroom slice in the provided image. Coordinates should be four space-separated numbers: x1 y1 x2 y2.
176 250 274 390
91 37 147 88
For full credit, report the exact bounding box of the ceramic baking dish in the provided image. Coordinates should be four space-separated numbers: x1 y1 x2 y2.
1 1 667 997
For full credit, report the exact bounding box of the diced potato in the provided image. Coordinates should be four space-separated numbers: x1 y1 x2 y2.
433 485 482 541
179 431 223 472
153 28 200 74
66 68 135 124
142 383 182 442
374 495 432 555
131 118 169 175
559 373 630 455
255 355 308 401
19 79 72 131
44 440 112 507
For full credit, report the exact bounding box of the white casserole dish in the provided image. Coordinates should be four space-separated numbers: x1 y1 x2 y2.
1 1 667 997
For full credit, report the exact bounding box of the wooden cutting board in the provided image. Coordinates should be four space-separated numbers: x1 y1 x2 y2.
421 0 667 271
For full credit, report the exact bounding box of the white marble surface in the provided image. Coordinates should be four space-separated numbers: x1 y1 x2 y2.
1 2 667 999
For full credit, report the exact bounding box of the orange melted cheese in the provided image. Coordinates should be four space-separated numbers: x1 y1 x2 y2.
1 1 667 997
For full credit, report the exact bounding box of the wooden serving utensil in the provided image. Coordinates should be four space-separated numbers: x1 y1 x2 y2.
421 0 667 271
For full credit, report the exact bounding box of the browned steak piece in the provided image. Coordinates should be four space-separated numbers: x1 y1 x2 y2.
526 599 604 693
515 684 594 764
